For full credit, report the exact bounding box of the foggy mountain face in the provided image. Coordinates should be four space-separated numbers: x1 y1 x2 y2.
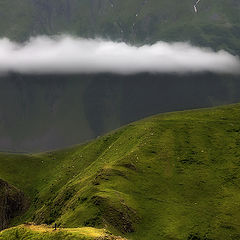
0 0 239 152
1 73 240 152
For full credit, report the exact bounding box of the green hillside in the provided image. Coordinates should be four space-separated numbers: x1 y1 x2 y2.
0 225 126 240
0 0 240 54
1 103 240 239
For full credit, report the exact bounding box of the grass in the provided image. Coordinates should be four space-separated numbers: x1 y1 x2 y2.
0 224 123 240
1 103 240 239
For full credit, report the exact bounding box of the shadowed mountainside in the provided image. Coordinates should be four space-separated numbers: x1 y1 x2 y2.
0 179 28 231
0 73 240 152
0 0 239 151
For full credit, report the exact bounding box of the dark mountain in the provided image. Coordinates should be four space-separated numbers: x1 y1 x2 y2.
0 73 240 152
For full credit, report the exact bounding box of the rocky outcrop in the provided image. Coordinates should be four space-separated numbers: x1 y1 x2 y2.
0 179 28 230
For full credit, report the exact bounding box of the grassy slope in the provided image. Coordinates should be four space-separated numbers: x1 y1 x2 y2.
0 225 125 240
1 104 240 239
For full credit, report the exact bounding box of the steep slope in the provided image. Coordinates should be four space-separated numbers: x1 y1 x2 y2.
1 73 240 152
1 103 240 239
1 0 240 54
0 179 28 230
0 0 239 152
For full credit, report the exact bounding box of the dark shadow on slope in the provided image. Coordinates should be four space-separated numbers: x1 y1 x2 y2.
0 179 29 230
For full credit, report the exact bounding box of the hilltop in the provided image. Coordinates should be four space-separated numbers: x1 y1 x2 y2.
1 103 240 239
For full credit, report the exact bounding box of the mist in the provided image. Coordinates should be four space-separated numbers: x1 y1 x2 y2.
0 35 239 75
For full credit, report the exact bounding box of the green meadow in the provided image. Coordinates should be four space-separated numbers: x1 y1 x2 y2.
1 103 240 239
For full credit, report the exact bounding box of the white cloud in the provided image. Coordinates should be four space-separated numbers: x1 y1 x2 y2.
0 35 239 75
